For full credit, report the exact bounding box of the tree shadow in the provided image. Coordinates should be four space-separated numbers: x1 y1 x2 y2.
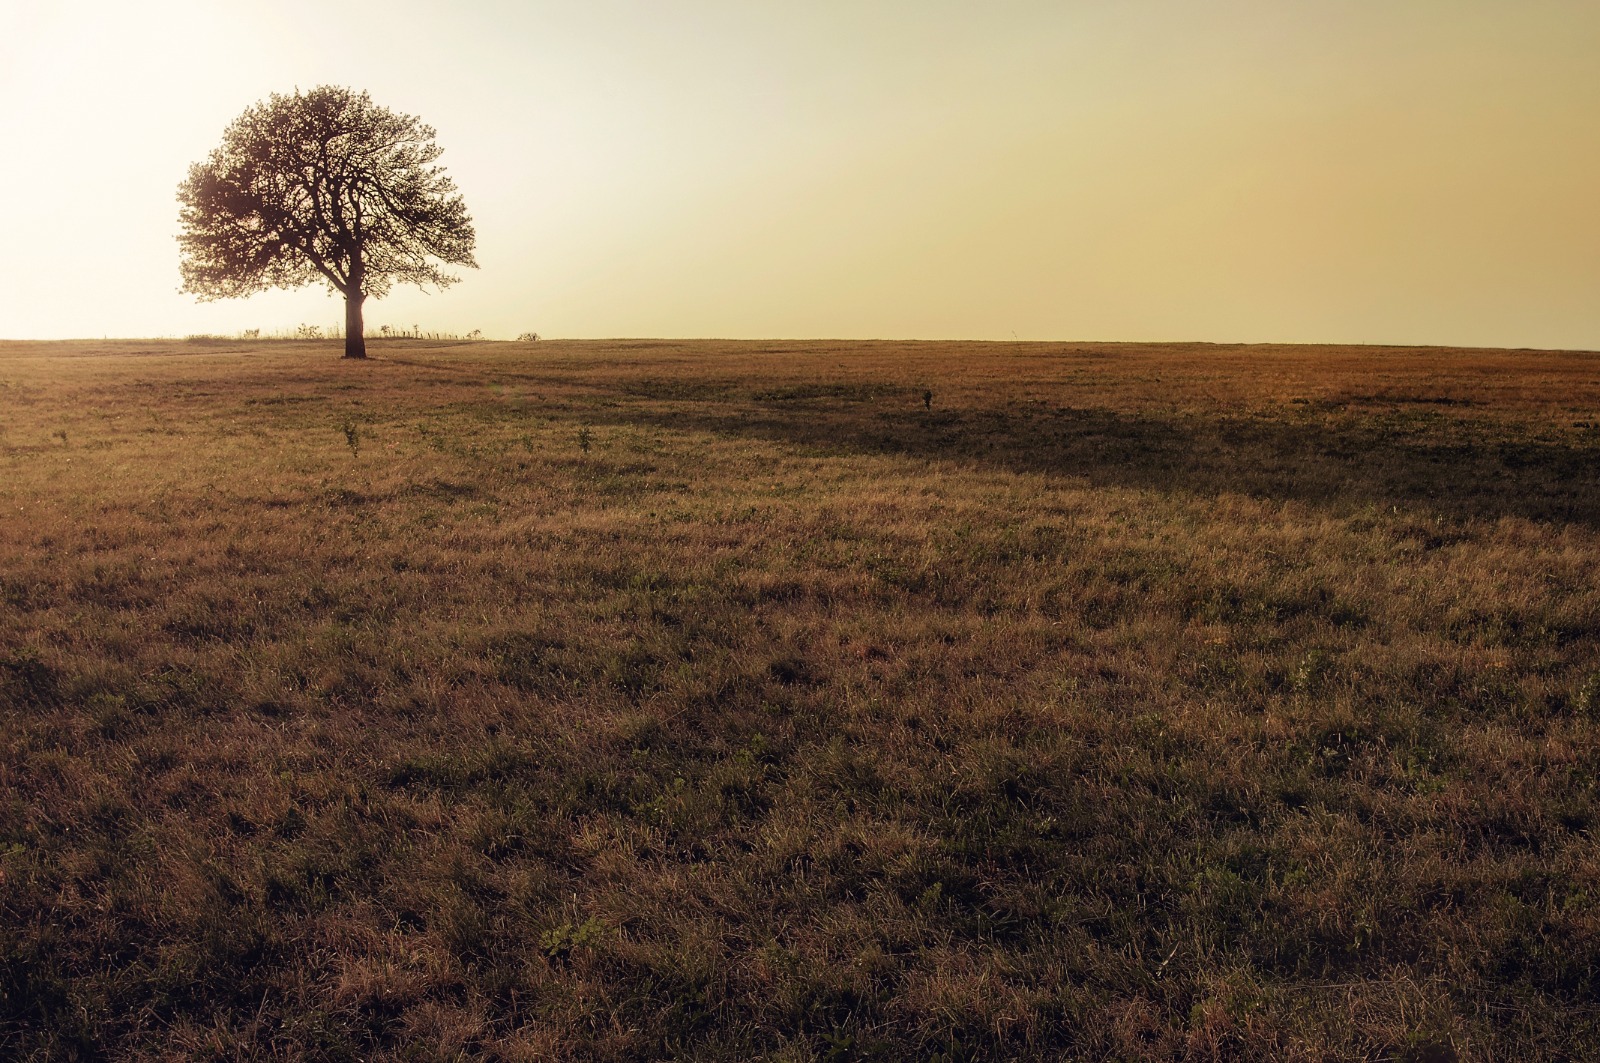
563 390 1600 528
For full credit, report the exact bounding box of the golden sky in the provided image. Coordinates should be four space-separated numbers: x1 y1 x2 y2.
2 0 1597 347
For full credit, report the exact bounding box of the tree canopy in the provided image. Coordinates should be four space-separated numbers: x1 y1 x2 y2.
177 86 476 358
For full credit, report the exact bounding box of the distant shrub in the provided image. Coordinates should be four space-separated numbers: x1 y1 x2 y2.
517 332 541 342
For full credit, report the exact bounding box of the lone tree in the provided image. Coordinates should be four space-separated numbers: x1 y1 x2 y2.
178 86 475 359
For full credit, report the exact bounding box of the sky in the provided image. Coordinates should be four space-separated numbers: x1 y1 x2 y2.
1 0 1597 348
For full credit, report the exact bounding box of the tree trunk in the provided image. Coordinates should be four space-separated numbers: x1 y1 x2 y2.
343 290 367 359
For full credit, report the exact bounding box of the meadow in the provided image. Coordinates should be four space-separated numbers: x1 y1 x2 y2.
1 336 1598 1061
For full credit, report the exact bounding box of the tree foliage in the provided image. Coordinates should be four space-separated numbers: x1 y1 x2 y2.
177 86 476 357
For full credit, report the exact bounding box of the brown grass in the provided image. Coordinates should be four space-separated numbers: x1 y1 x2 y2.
1 336 1598 1060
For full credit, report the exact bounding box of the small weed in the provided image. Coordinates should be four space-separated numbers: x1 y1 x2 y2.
0 648 58 706
1398 1034 1460 1063
1573 673 1600 718
578 425 592 454
923 388 933 410
339 419 361 457
820 1028 859 1062
540 917 606 962
1289 648 1332 693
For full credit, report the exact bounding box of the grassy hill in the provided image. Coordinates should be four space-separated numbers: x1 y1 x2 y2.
2 337 1598 1060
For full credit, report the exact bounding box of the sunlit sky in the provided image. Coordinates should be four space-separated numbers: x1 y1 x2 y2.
2 1 1597 347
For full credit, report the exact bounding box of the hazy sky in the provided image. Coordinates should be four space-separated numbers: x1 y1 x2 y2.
2 1 1597 347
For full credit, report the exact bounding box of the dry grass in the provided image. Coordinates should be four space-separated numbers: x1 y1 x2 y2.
1 336 1599 1060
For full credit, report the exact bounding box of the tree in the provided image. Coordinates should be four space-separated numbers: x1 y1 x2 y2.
177 86 476 359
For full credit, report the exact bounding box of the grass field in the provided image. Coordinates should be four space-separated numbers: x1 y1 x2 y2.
2 337 1599 1060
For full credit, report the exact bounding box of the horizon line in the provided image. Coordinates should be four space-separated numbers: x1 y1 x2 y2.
2 335 1597 357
